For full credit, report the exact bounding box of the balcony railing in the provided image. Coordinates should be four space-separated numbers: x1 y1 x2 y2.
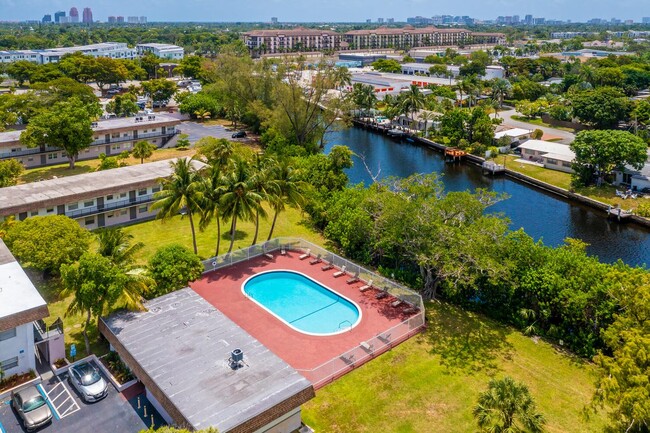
65 194 155 219
92 130 176 146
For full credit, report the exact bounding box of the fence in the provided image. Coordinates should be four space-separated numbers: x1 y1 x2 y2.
202 237 425 311
202 238 426 388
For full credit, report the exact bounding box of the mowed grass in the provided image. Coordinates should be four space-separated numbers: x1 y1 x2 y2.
503 155 572 189
19 147 197 184
123 205 325 264
303 301 606 433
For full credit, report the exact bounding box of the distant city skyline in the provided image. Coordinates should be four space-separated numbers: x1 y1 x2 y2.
2 0 650 23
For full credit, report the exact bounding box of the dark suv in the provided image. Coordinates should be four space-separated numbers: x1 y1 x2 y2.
232 131 247 138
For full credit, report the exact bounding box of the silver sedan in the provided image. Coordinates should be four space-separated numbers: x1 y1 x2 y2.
68 362 108 403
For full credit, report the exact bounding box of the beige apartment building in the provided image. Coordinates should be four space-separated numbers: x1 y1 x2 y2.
242 27 341 54
0 114 180 169
0 158 205 230
344 26 505 50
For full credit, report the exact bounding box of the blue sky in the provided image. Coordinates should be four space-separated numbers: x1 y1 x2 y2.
1 0 648 23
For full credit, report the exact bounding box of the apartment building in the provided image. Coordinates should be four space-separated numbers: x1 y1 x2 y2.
0 114 180 169
136 43 185 60
344 26 505 50
0 42 183 65
242 27 341 54
0 239 49 377
0 158 205 230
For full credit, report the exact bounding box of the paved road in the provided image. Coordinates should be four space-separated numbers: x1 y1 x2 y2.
494 109 576 144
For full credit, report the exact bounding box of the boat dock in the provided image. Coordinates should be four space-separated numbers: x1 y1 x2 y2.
482 160 506 175
607 206 633 222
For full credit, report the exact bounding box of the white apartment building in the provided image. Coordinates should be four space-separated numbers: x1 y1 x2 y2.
0 158 205 230
242 27 341 55
344 26 505 50
136 43 185 60
0 114 180 169
0 240 49 377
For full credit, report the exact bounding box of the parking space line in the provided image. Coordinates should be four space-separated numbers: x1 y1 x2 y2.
40 376 81 420
36 384 60 420
0 419 5 433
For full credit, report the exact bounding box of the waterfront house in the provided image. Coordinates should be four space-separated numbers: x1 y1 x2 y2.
516 140 575 173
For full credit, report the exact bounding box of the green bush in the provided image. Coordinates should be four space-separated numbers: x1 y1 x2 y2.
147 244 203 297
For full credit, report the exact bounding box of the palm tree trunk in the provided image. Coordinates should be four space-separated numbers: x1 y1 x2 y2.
267 208 279 241
215 216 221 257
83 309 91 355
188 211 198 254
251 209 260 246
228 215 238 253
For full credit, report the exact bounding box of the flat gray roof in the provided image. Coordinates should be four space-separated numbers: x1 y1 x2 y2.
0 158 205 215
0 114 179 145
0 240 48 324
101 289 313 432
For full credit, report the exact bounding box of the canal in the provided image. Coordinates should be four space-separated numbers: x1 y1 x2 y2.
324 127 650 266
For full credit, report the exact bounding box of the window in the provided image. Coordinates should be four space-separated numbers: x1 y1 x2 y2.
30 211 39 217
68 203 79 211
48 153 58 160
546 158 558 165
0 328 17 341
562 161 572 168
106 194 114 201
85 217 95 226
524 149 534 155
46 208 54 213
0 357 18 370
120 209 128 216
138 188 147 196
143 129 148 133
152 186 160 193
27 157 34 162
119 192 127 199
111 144 121 151
84 200 94 207
138 205 148 213
123 133 129 137
112 133 120 138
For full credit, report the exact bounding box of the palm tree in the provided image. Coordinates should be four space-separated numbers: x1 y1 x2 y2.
151 158 203 254
196 137 234 167
491 78 511 109
332 66 352 91
197 163 225 257
248 153 271 246
96 227 144 267
132 140 157 164
418 111 437 137
400 84 426 126
220 156 261 253
473 376 546 433
266 159 306 241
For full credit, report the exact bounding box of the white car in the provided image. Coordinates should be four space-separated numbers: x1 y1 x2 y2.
68 362 108 403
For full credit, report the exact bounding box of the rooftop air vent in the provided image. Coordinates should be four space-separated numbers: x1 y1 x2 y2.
229 348 244 369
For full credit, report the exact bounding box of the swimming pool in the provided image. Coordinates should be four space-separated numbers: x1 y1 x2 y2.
242 270 362 336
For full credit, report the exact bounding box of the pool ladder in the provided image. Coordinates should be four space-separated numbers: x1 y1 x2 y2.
339 320 352 331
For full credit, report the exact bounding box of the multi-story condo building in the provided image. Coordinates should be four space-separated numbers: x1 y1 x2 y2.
69 7 79 23
0 239 50 377
0 114 180 169
242 27 341 55
136 43 185 60
0 158 204 230
82 7 93 24
344 26 505 50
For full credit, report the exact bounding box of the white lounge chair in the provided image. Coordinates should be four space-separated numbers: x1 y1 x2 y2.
280 247 286 255
391 299 403 308
333 265 347 278
359 280 373 292
347 272 360 284
299 249 311 260
264 253 273 260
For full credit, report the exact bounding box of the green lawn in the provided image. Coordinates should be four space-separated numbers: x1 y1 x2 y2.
19 147 197 184
303 301 607 433
503 155 573 190
123 205 326 264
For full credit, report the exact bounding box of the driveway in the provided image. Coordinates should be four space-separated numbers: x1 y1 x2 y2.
0 364 163 433
494 109 576 144
177 121 234 145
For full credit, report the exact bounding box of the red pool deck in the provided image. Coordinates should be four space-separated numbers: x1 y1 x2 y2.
191 251 423 387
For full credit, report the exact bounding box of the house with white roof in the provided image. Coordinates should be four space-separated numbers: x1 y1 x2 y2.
494 127 533 145
0 240 50 377
516 139 575 173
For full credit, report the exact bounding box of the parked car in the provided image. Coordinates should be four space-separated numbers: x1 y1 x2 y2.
152 100 168 108
11 385 53 432
68 362 108 403
232 130 247 138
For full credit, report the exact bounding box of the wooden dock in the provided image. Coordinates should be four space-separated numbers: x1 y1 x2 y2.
445 148 466 163
482 161 506 175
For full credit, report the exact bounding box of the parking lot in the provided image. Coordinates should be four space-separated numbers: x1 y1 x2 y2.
0 362 163 433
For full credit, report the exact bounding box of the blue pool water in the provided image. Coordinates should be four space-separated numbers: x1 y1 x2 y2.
242 270 361 335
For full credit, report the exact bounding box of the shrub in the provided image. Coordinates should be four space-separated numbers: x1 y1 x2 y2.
147 244 203 297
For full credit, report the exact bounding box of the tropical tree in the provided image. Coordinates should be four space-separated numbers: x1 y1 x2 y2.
418 111 438 137
332 66 352 91
196 137 234 167
0 159 24 187
473 376 546 433
147 244 203 297
151 158 203 254
220 156 261 253
61 253 128 355
266 159 306 241
490 78 511 108
400 84 426 126
20 97 100 169
96 227 144 267
197 162 226 256
350 83 377 116
248 154 272 246
132 140 157 164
